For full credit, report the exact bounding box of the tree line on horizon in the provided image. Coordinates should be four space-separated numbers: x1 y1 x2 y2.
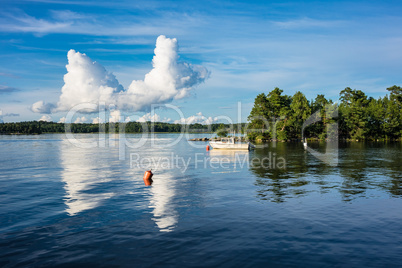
0 120 242 135
247 86 402 141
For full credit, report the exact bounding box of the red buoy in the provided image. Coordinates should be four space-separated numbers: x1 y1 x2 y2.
143 170 153 186
206 145 210 151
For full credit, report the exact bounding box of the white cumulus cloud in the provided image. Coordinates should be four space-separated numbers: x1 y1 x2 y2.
31 101 55 114
39 115 52 122
56 49 123 112
174 112 218 125
109 110 122 123
74 116 88 123
120 35 209 111
92 117 103 124
136 112 171 123
31 35 209 115
137 112 161 122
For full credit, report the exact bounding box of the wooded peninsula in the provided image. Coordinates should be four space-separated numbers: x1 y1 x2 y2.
247 86 401 141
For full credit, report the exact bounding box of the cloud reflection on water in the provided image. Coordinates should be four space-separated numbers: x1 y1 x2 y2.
60 138 115 216
148 172 178 232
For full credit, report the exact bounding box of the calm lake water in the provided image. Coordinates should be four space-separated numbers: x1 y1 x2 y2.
0 134 401 267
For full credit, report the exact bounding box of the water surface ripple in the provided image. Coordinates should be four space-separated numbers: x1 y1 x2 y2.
0 134 401 267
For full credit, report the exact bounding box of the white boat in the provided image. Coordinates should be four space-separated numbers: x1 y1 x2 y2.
209 137 254 150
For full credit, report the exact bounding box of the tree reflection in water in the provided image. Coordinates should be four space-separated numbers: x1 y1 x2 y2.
249 142 402 203
250 142 309 203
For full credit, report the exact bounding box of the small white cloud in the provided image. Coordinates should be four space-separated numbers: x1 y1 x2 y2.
74 116 88 123
92 117 103 124
31 100 55 114
59 117 66 123
39 115 52 122
109 110 121 123
136 113 171 123
204 116 218 124
137 112 160 123
174 112 218 124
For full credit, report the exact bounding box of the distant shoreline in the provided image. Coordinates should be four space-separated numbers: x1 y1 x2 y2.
0 121 245 136
1 132 400 142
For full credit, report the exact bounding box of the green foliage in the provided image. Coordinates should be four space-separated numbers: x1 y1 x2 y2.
0 121 248 136
255 135 266 142
247 87 292 140
216 124 228 137
318 132 326 141
217 129 228 137
288 91 311 139
276 129 288 141
247 86 402 142
247 93 269 129
247 130 270 141
339 87 369 140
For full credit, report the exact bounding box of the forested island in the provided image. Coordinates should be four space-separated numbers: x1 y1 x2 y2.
247 86 401 141
1 86 401 141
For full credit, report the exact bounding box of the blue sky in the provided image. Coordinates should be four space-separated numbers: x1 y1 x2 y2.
1 0 402 123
